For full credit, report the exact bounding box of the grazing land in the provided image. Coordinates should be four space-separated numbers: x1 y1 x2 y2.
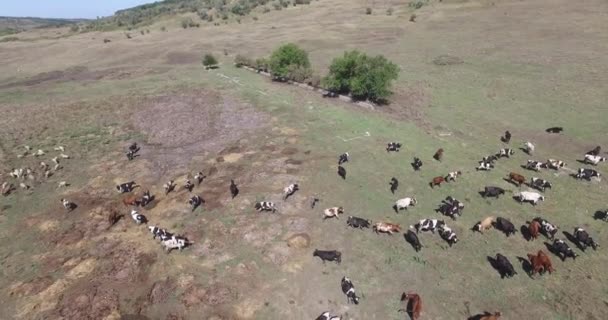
1 0 608 319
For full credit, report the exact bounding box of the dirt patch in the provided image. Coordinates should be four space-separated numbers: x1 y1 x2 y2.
165 51 201 65
281 147 298 156
181 283 237 308
55 283 120 320
382 83 432 132
433 55 464 66
9 276 54 298
148 278 176 304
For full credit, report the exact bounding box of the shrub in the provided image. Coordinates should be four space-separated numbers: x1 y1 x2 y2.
0 36 19 42
198 10 208 20
140 30 145 35
263 6 271 13
202 54 218 67
146 29 150 33
273 2 282 10
308 74 321 87
125 33 132 39
70 24 80 32
235 54 254 67
269 43 311 79
287 65 312 82
324 50 399 103
409 14 417 22
160 26 167 32
409 0 428 10
255 58 270 72
252 16 258 21
365 8 372 15
387 7 394 16
295 0 311 4
181 18 191 29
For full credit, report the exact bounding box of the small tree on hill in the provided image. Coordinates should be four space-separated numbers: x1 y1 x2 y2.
202 54 218 67
269 43 311 79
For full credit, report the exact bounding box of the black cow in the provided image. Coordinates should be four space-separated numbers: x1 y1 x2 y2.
573 227 599 251
412 157 423 171
501 130 511 143
386 142 402 152
188 195 204 211
313 249 342 264
338 152 349 165
493 217 516 237
116 181 137 193
586 146 601 156
338 166 346 180
481 155 499 164
530 177 552 192
552 239 577 261
140 190 153 207
311 197 320 209
576 168 601 180
482 186 505 198
341 277 360 304
230 179 239 199
404 230 422 252
546 127 563 133
389 177 399 194
492 253 517 278
346 216 371 229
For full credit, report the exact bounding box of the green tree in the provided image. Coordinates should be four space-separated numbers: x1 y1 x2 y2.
202 54 218 67
269 43 311 78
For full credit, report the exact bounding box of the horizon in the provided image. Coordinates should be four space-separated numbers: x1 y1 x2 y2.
2 0 156 19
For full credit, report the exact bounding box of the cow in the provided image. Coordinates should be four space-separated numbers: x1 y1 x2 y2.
501 130 511 143
337 166 346 180
524 141 535 154
373 222 401 234
394 197 417 212
411 219 445 234
584 154 606 165
493 217 516 237
386 142 402 152
126 150 135 160
130 209 147 224
429 176 445 188
399 293 421 320
433 148 444 161
481 155 499 164
525 160 543 171
255 201 276 213
148 226 173 241
163 180 176 194
507 172 526 186
545 159 566 170
527 252 545 276
576 168 600 180
477 161 494 171
184 179 194 192
537 250 555 274
469 312 502 320
230 179 239 199
188 195 204 211
58 181 69 188
552 239 577 261
341 277 360 304
346 216 371 229
34 149 45 157
482 186 505 198
1 182 14 196
313 249 342 264
122 195 141 207
116 181 137 193
546 127 563 133
140 190 153 207
315 312 330 320
473 217 496 233
283 183 299 200
311 197 320 209
533 217 558 239
530 177 552 192
516 191 545 205
194 172 205 185
412 157 423 171
338 152 349 165
128 142 139 153
586 146 601 156
436 196 464 220
324 207 344 220
389 177 399 194
573 227 599 251
493 253 517 278
161 235 191 252
528 220 541 240
404 230 422 252
445 171 462 182
438 225 458 247
497 148 514 158
60 198 76 211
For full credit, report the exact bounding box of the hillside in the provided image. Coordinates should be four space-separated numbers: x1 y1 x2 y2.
0 16 87 35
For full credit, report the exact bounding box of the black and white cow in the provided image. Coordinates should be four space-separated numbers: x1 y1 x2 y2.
60 198 76 211
341 277 360 304
148 226 173 241
525 160 543 172
546 127 563 133
573 227 599 251
126 150 135 161
493 253 517 278
386 142 402 152
188 195 204 211
313 249 342 264
141 190 153 206
389 177 399 194
530 177 552 192
584 154 606 165
316 312 331 320
255 201 276 213
576 168 601 180
116 181 137 193
493 217 516 237
128 142 139 153
445 171 462 182
482 155 499 164
184 179 194 192
482 186 505 198
412 157 423 171
546 159 566 170
194 172 205 185
338 152 349 165
533 217 558 239
497 148 515 158
552 239 577 261
404 230 422 252
438 225 458 247
410 219 445 234
476 161 494 171
283 183 299 200
130 209 147 224
346 216 371 229
164 180 176 195
436 196 464 220
161 235 191 252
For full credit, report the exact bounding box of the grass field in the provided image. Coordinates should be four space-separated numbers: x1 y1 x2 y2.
1 0 608 319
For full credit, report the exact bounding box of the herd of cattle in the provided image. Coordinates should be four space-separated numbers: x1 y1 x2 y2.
2 128 607 319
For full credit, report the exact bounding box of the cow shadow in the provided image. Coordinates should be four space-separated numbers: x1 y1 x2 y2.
516 256 533 278
468 312 500 320
503 178 522 188
520 224 532 241
593 210 607 221
563 231 584 251
519 147 530 155
543 242 562 260
486 256 505 279
575 159 588 164
392 205 399 214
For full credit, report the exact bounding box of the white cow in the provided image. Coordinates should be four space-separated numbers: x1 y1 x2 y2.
584 154 606 165
524 141 535 154
516 191 545 205
161 236 190 252
394 197 417 211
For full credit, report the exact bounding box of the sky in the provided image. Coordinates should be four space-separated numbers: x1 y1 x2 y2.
1 0 157 19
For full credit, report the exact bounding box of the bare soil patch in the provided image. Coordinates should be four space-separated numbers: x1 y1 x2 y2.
165 51 201 65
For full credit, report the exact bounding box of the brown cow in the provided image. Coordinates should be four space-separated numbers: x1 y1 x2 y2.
433 148 444 161
373 222 401 234
473 216 496 233
429 176 445 188
537 250 555 274
527 253 545 276
400 292 421 320
528 220 541 240
507 172 526 186
123 195 141 207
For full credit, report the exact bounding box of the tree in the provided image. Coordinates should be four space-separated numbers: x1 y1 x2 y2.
269 43 311 79
202 54 218 67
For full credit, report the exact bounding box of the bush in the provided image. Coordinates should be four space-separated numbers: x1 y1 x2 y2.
269 43 311 79
255 58 269 72
287 65 312 82
324 50 399 103
409 0 428 10
202 54 218 67
365 7 372 15
273 2 282 10
308 74 321 88
235 54 254 67
140 30 145 35
160 26 167 32
181 18 191 29
0 36 19 42
387 7 394 16
295 0 311 4
70 24 80 32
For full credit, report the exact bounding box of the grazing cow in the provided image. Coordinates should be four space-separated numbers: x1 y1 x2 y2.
439 225 458 247
433 148 444 161
230 179 239 199
576 168 600 180
116 181 137 193
477 161 494 171
493 217 516 237
161 235 190 252
573 227 599 251
404 230 422 252
40 162 49 171
373 222 401 234
386 142 402 152
34 149 45 157
337 166 346 180
445 171 462 182
19 182 30 190
436 196 464 220
497 148 514 158
501 130 511 143
311 197 320 209
1 182 14 196
507 172 526 186
51 157 59 165
545 127 563 133
315 312 330 320
59 154 70 159
126 150 135 160
412 157 423 171
60 198 75 211
163 180 176 195
346 216 371 229
338 152 349 165
194 172 205 185
411 219 445 234
58 181 69 188
130 209 147 224
429 176 445 188
545 159 566 170
148 226 173 241
445 196 464 211
493 253 517 278
394 197 417 212
188 195 204 211
525 160 543 171
482 186 505 198
313 249 342 264
400 293 421 320
470 312 502 320
184 180 194 192
586 146 601 156
552 239 577 261
140 190 152 206
524 141 535 154
482 155 499 164
533 217 558 239
473 217 496 233
537 250 555 274
129 142 139 153
530 177 552 192
389 177 399 194
527 253 545 276
283 183 299 200
584 154 606 165
255 201 276 213
340 277 360 304
516 191 545 205
528 220 541 240
329 316 341 320
324 207 344 220
122 195 141 207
